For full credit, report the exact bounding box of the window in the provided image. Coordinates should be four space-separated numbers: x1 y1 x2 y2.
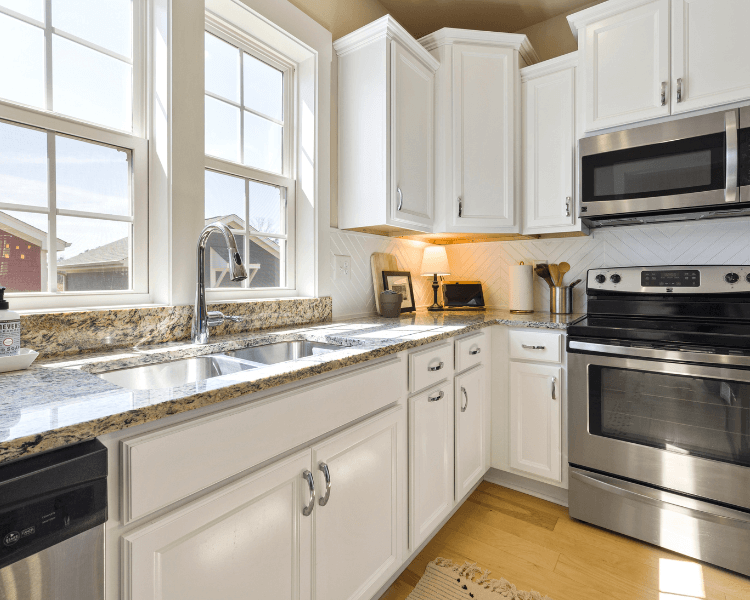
204 19 295 291
0 0 146 301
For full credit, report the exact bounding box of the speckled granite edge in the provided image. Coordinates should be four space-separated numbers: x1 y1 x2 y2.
20 297 333 359
0 310 581 465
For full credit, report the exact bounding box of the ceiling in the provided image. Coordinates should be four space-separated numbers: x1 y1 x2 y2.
377 0 601 39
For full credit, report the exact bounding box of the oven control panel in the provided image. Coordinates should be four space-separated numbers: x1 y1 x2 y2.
587 266 750 294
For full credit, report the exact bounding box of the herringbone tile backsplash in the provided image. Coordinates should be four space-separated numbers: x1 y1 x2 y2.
330 218 750 318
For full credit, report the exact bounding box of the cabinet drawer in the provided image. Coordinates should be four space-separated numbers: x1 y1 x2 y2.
122 357 403 523
509 330 562 363
454 332 486 373
408 343 452 393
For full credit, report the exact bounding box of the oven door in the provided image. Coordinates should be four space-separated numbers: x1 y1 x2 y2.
579 109 739 220
568 342 750 510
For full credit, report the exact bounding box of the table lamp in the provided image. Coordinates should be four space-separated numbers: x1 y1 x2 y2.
421 246 450 311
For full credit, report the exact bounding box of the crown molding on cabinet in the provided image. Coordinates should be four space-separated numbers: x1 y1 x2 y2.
333 15 440 71
567 0 662 40
419 28 539 66
520 52 578 82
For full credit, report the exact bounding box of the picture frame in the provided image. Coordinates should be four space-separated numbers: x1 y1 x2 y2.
382 270 416 313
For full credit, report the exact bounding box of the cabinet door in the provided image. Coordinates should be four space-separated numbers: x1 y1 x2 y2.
523 67 576 232
409 383 454 550
672 0 750 114
583 0 670 132
123 451 313 600
455 365 487 500
452 44 516 230
509 362 562 482
312 407 405 600
391 41 434 230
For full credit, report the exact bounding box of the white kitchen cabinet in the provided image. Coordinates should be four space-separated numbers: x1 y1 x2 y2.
671 0 750 114
521 55 578 233
509 362 562 483
570 0 750 132
336 16 438 234
409 382 453 550
454 365 487 500
123 451 313 600
312 407 405 600
421 29 538 234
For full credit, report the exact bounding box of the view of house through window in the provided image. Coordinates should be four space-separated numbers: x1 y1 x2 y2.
204 26 294 291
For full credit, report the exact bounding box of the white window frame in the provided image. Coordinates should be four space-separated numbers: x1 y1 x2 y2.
204 15 297 298
0 0 149 310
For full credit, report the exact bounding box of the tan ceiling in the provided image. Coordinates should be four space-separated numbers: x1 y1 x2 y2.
377 0 601 39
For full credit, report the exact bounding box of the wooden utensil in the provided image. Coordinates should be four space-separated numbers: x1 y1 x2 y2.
548 263 561 287
534 265 554 288
559 262 571 284
371 252 398 314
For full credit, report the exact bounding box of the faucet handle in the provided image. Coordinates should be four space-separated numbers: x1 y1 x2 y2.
206 311 225 327
225 315 243 323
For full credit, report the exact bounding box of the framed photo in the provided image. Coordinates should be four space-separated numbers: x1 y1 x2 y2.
382 271 416 313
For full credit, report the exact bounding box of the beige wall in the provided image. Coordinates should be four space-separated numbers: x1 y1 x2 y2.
515 0 605 62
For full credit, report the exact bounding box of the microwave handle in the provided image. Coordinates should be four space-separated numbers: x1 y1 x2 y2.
725 110 738 203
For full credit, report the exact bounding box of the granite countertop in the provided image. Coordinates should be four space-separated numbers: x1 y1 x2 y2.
0 309 582 465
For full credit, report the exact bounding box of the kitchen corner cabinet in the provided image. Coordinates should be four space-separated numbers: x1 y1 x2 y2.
570 0 750 133
421 30 538 233
335 16 438 235
454 364 487 499
521 55 580 234
509 362 562 482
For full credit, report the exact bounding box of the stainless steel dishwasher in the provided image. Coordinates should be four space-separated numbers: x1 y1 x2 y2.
0 439 107 600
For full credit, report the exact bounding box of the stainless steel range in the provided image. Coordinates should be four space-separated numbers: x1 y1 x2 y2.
567 265 750 577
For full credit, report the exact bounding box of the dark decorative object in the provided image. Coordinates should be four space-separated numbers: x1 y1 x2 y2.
382 271 416 313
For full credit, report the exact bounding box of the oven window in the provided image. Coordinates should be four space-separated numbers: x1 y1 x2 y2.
582 132 726 203
740 127 750 187
589 367 750 467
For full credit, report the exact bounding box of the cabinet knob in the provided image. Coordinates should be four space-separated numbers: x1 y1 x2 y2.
318 462 332 507
565 196 571 218
469 347 481 356
676 78 683 103
461 386 469 413
660 81 667 106
428 361 444 372
302 470 316 516
397 187 403 211
428 390 444 402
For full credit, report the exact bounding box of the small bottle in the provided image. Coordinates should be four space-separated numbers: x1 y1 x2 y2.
0 288 20 357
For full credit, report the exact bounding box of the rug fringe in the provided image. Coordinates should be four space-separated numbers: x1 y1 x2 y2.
433 558 553 600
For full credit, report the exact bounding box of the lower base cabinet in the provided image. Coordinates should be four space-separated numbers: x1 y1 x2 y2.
454 365 487 500
123 406 405 600
408 382 454 550
509 361 562 482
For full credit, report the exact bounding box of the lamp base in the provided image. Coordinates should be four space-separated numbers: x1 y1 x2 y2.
427 274 443 311
427 304 443 312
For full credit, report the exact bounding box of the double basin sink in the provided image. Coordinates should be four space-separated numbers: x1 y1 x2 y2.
98 341 340 390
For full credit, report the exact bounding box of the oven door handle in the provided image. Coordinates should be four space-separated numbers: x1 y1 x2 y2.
725 110 738 203
570 469 750 528
567 340 750 367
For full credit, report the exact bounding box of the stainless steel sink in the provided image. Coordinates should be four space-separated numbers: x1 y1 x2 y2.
97 355 257 390
222 341 340 365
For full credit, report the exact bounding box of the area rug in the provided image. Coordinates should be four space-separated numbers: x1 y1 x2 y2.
406 558 554 600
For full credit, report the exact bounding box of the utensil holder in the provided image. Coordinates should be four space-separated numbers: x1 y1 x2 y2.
380 291 403 318
550 286 572 314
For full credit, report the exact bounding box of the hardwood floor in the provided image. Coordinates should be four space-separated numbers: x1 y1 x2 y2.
381 482 750 600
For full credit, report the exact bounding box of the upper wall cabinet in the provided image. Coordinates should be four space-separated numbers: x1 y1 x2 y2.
335 16 439 235
420 30 538 234
521 54 579 234
569 0 750 133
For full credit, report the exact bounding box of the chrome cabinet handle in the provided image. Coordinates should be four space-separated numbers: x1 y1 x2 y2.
676 78 683 103
428 361 444 372
397 187 403 211
302 470 315 516
469 347 481 355
551 377 557 400
660 81 667 106
522 344 545 350
318 462 331 507
565 196 571 217
461 386 468 412
457 197 463 218
726 110 738 203
428 390 444 402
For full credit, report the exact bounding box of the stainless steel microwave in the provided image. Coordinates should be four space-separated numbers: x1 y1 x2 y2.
579 106 750 227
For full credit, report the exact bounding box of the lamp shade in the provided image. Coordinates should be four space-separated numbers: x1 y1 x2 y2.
421 245 450 276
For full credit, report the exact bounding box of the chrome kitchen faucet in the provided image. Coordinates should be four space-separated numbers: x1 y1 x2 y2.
192 222 248 344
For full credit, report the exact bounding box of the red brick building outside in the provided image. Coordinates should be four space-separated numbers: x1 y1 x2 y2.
0 229 42 293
